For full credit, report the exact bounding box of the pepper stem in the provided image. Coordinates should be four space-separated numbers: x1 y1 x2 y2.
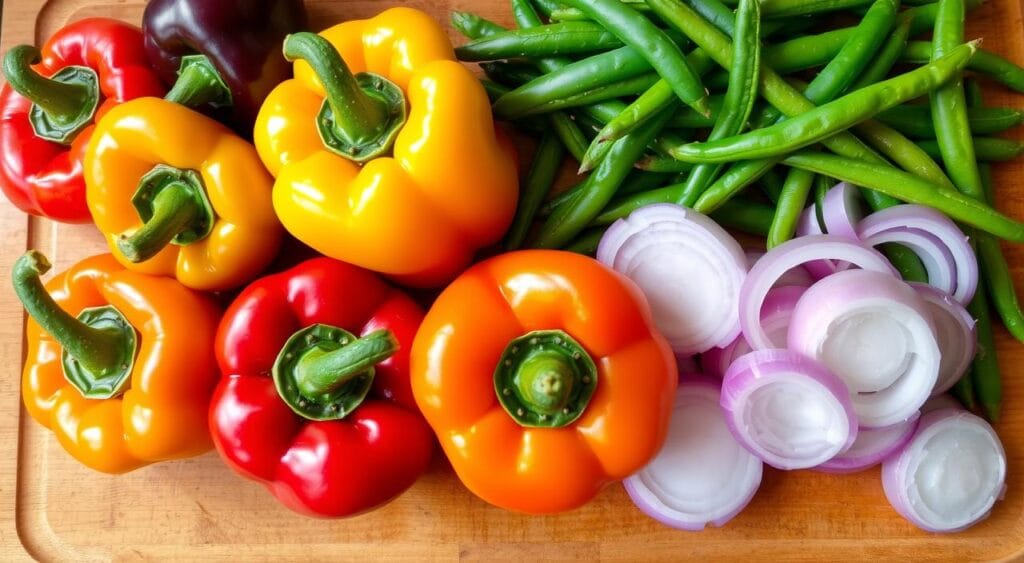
164 55 233 109
494 330 598 428
117 165 215 263
2 45 100 144
282 33 407 162
12 251 138 399
273 325 396 421
294 330 398 398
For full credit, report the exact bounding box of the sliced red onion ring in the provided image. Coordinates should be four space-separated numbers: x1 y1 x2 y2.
816 415 920 474
863 228 958 297
796 206 843 280
857 205 978 304
721 349 858 470
882 408 1007 533
820 182 863 240
599 204 748 354
740 235 897 351
788 269 940 428
911 283 977 396
745 250 815 288
624 378 763 531
702 286 806 378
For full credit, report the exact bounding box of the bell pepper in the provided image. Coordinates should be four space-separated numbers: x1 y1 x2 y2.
142 0 306 134
254 8 519 287
13 251 221 474
210 257 434 518
0 18 165 223
85 97 282 292
411 250 678 514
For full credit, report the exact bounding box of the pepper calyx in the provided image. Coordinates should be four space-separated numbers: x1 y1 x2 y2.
117 165 215 263
273 325 397 421
2 45 100 145
494 330 598 428
164 54 233 110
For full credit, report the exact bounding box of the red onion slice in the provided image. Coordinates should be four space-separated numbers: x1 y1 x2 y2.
721 349 858 470
599 204 748 354
788 269 940 428
816 415 920 474
745 250 816 288
857 205 978 304
864 228 958 298
702 286 806 378
882 408 1006 533
796 206 844 280
740 235 896 350
820 182 863 240
624 378 763 531
911 283 977 395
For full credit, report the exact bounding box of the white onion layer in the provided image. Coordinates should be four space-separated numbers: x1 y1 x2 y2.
882 408 1007 533
816 415 920 474
788 269 940 428
911 283 977 396
702 286 805 378
721 349 858 470
624 378 763 531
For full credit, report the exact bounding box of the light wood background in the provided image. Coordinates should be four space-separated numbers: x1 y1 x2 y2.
0 0 1022 561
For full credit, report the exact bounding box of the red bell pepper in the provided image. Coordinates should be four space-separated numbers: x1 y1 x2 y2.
209 257 434 517
0 18 164 223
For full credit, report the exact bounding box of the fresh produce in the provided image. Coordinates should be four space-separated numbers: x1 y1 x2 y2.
702 285 805 377
255 8 518 287
84 97 282 292
14 251 220 473
410 250 677 513
597 204 747 355
912 283 976 395
721 349 858 470
816 415 919 474
142 0 307 133
624 377 763 531
883 408 1006 532
0 19 164 223
209 258 433 518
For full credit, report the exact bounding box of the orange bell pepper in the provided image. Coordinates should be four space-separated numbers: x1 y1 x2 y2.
14 251 220 473
411 250 678 513
254 8 518 287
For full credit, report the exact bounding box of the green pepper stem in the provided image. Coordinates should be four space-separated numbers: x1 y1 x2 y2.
117 182 203 263
283 32 391 147
164 55 232 109
12 251 127 376
515 351 576 415
293 330 398 398
3 45 94 124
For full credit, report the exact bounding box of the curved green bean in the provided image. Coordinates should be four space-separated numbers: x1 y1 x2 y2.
905 41 1024 93
671 43 977 164
525 73 662 117
917 137 1024 162
781 151 1024 242
760 0 874 18
876 105 1024 138
506 133 564 250
678 0 761 207
848 19 911 90
455 22 623 61
563 0 710 116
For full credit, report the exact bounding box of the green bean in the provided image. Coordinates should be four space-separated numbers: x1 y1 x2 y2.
481 61 538 86
593 186 773 235
677 0 761 207
455 22 623 61
506 133 564 250
969 282 1002 421
876 105 1024 138
768 169 815 248
542 171 675 217
764 29 852 75
636 155 696 173
953 370 978 410
904 41 1024 93
760 0 874 18
450 11 505 39
781 151 1024 241
563 228 606 255
671 43 977 164
665 95 724 128
493 46 652 119
526 73 662 116
848 19 911 90
535 110 674 248
917 137 1024 162
563 0 711 116
854 120 955 189
530 0 563 17
550 1 654 22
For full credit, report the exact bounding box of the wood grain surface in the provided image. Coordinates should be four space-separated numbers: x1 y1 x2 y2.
1 0 1023 561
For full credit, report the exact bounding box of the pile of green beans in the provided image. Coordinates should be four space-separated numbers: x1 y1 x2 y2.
459 0 1024 421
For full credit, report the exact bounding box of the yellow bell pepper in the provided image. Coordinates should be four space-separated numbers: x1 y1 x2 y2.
85 97 282 292
255 7 519 287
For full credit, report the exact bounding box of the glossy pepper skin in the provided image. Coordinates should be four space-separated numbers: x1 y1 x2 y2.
0 18 165 222
411 250 678 514
143 0 306 133
255 7 519 287
210 258 434 518
85 97 282 292
18 253 221 473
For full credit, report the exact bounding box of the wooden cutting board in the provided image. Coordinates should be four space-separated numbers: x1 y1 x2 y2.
1 0 1022 560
